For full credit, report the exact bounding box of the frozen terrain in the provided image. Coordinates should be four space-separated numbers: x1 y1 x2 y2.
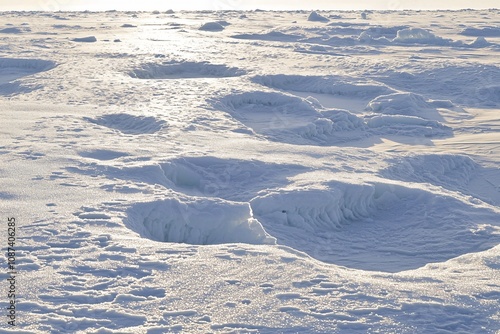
0 9 499 333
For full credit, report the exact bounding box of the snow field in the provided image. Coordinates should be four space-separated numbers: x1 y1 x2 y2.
0 9 499 333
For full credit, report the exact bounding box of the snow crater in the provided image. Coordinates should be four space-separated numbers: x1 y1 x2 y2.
129 60 245 79
124 198 276 245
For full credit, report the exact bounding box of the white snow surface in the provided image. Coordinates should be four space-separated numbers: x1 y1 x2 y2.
0 9 499 334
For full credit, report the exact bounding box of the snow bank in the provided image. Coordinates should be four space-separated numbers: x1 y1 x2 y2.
365 92 454 116
129 60 245 79
252 74 393 99
308 11 329 22
124 198 276 245
72 36 97 43
84 113 166 134
199 22 225 31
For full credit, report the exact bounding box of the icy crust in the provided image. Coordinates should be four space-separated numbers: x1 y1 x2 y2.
215 91 367 144
124 197 276 245
129 60 245 79
251 74 394 99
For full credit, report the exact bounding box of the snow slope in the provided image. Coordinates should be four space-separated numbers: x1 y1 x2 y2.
0 9 499 334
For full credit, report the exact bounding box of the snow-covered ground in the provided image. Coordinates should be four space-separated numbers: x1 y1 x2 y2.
0 9 499 333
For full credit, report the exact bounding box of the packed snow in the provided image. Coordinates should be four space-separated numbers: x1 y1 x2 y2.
0 8 499 334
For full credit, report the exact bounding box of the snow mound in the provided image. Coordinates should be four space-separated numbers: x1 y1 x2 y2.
308 11 329 22
85 113 167 134
460 27 500 37
252 74 393 99
129 60 245 79
72 36 97 43
199 22 225 31
124 198 276 245
392 28 451 45
365 92 454 116
215 91 366 145
382 154 479 189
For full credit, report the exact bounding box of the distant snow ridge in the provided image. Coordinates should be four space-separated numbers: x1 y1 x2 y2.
231 30 302 42
85 113 166 134
129 60 245 79
252 74 393 99
0 26 30 34
365 92 455 116
460 26 500 37
71 36 97 43
308 11 329 22
215 91 366 145
124 198 276 245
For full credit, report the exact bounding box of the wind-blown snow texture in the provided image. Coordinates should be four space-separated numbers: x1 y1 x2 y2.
0 9 499 334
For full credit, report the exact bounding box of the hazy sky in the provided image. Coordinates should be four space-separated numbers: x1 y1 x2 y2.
0 0 498 11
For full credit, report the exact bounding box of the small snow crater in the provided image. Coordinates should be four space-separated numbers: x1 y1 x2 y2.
129 60 245 79
124 198 276 245
85 113 167 135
